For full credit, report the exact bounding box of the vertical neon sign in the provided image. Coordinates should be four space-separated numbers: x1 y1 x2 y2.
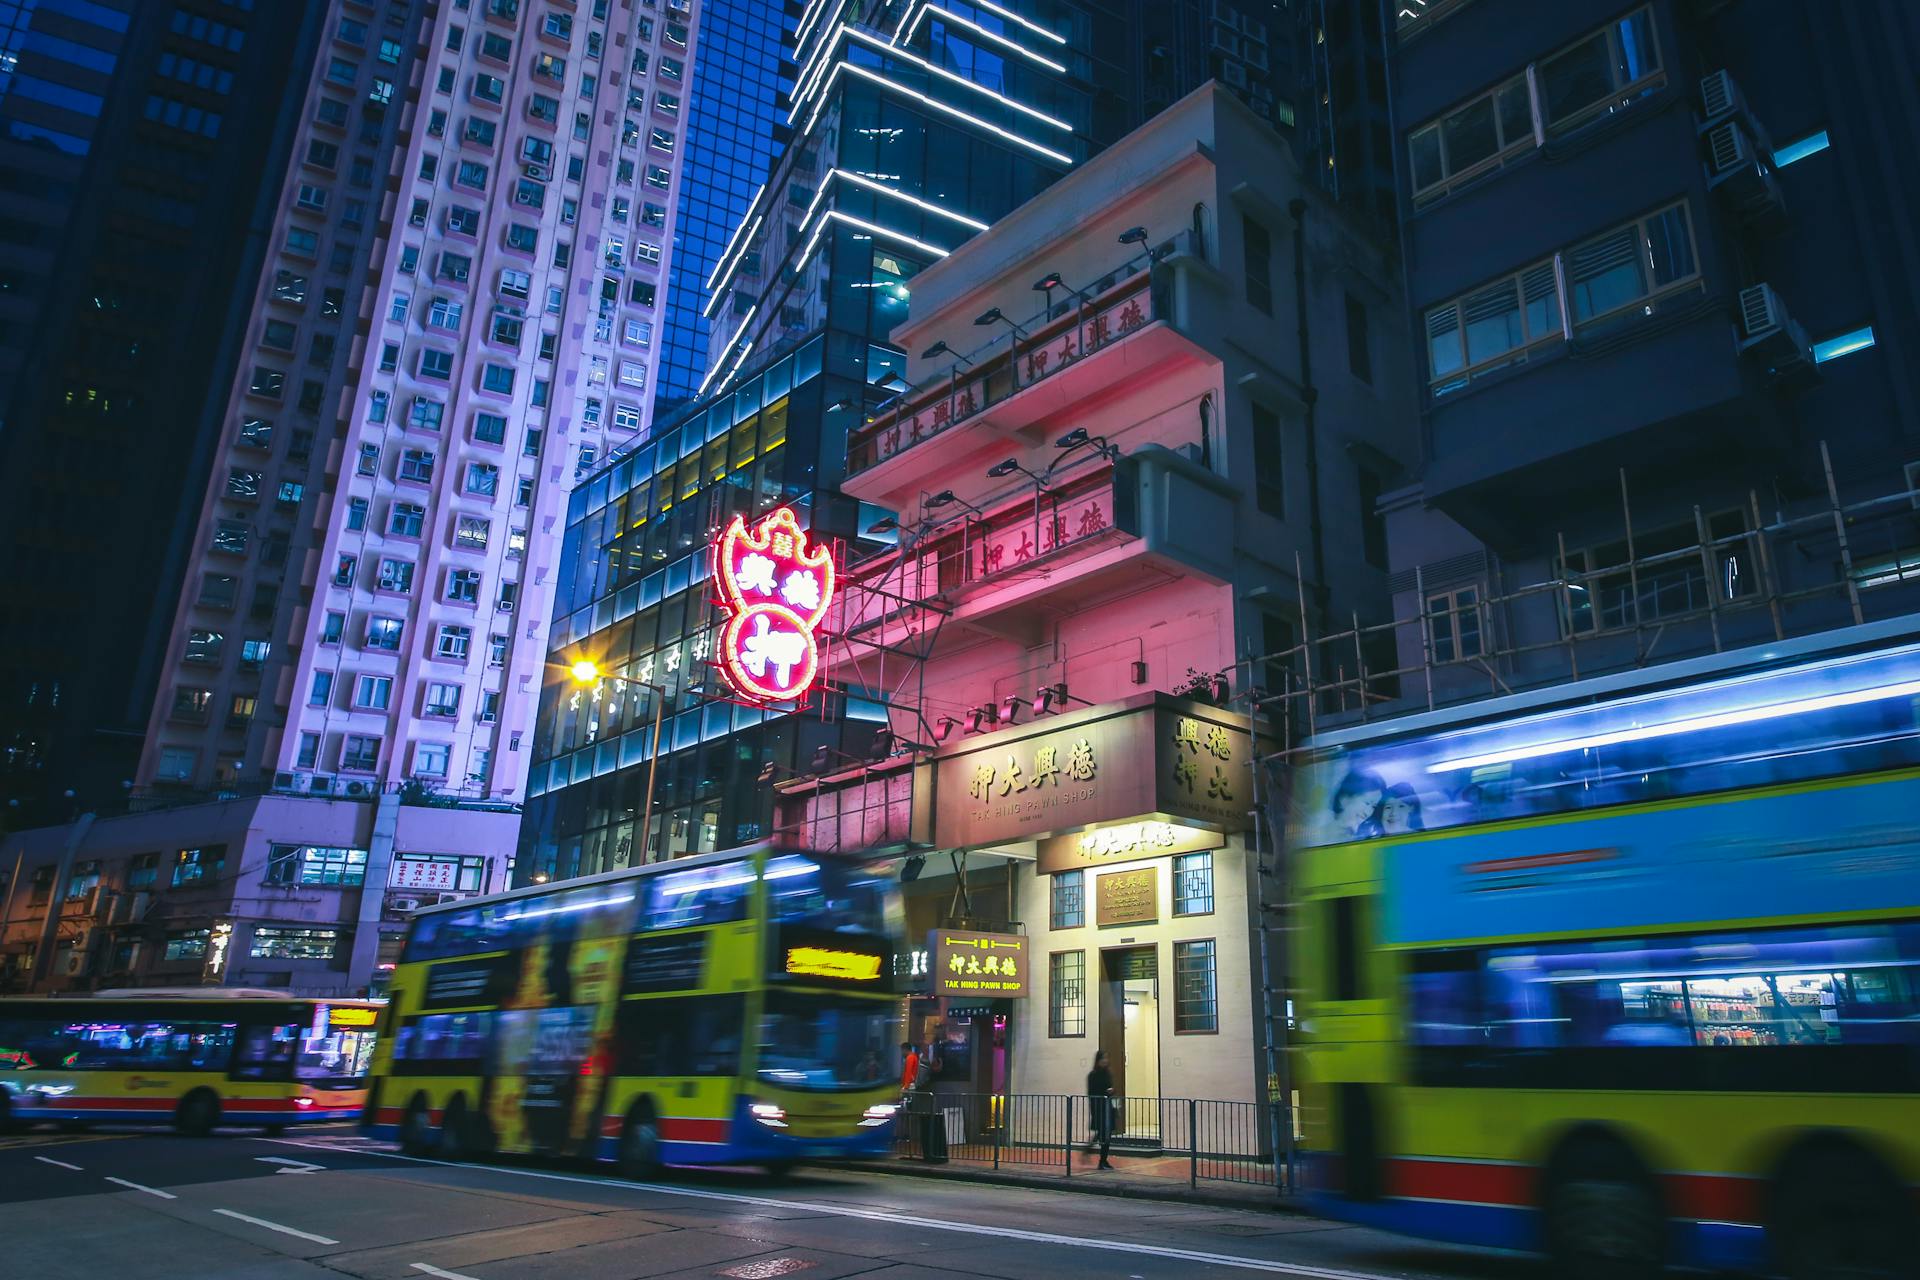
713 508 835 702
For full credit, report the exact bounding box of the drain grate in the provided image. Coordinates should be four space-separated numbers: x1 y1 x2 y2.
719 1259 818 1279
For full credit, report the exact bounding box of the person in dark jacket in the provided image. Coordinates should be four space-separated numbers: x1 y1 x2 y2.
1085 1050 1115 1169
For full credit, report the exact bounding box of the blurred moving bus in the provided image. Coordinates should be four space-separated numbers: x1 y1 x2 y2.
0 990 381 1134
364 847 904 1175
1290 625 1920 1278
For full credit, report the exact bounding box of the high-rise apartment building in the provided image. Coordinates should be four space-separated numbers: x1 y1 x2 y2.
0 0 713 996
0 0 322 827
1346 0 1920 715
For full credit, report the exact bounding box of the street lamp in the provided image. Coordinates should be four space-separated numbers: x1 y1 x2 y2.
569 659 602 685
987 457 1048 486
561 659 668 867
973 306 1028 341
924 489 986 519
1033 270 1090 314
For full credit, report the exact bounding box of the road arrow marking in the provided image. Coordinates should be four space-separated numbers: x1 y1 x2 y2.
255 1156 326 1175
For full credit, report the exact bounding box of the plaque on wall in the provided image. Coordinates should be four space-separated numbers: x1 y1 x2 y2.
1095 865 1158 927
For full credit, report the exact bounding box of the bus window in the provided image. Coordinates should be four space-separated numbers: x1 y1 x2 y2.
641 859 752 930
55 1019 237 1072
392 1011 492 1075
765 855 892 936
1329 897 1364 1001
756 992 898 1091
613 996 744 1077
232 1022 300 1081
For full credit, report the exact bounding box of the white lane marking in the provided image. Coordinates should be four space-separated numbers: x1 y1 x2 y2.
258 1138 1385 1279
34 1156 83 1171
411 1264 482 1280
212 1207 339 1245
255 1156 325 1175
105 1176 177 1199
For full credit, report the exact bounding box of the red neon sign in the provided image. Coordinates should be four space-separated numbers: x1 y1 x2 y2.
713 507 835 703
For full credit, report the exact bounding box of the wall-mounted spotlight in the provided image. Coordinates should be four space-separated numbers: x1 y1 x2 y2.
933 715 962 743
964 704 998 734
997 694 1029 725
974 306 1028 341
923 339 973 367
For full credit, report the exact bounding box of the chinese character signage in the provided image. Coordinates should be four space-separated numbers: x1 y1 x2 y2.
975 486 1117 577
929 929 1029 999
714 507 835 703
1035 818 1224 875
932 696 1259 851
390 856 462 891
1096 866 1159 926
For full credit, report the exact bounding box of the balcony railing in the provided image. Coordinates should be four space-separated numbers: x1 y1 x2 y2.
846 242 1180 478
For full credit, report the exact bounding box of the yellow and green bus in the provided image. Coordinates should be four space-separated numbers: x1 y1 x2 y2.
0 990 380 1133
364 847 905 1174
1290 624 1920 1278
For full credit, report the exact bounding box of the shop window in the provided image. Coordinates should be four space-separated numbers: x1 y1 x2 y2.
1173 852 1214 916
1049 950 1086 1037
1050 870 1085 929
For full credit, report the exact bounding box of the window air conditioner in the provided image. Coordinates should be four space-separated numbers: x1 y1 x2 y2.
523 163 550 180
1707 119 1752 174
344 779 372 796
1737 283 1812 376
1698 70 1745 126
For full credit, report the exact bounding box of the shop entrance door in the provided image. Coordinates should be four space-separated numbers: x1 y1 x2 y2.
1099 946 1161 1131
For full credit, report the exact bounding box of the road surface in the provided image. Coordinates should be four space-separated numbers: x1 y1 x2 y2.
0 1124 1535 1279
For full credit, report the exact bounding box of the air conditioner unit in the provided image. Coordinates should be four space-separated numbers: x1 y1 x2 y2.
388 895 422 915
1706 120 1785 226
435 892 464 905
523 162 550 180
1737 283 1812 376
1699 70 1746 126
1707 119 1753 174
344 779 372 796
309 773 335 794
274 771 297 789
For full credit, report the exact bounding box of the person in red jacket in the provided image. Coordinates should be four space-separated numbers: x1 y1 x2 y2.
900 1041 920 1094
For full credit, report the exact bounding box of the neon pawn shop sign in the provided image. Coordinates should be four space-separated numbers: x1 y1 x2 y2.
714 508 836 702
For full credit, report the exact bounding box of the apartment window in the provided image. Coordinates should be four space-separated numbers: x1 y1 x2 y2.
472 73 505 104
341 734 381 771
1174 939 1218 1033
1357 467 1388 570
523 429 542 458
229 695 257 731
454 515 490 550
438 251 472 282
455 159 489 191
249 927 343 961
644 164 670 189
399 448 436 483
184 629 224 665
543 12 572 39
1566 510 1752 633
170 686 211 722
424 682 461 717
1568 202 1698 326
446 567 482 603
165 930 210 961
212 519 249 556
1427 586 1485 662
239 639 270 671
612 403 641 433
534 52 565 80
446 204 480 235
1345 293 1372 383
1538 7 1661 133
320 611 345 645
278 481 305 508
226 468 262 500
618 360 646 389
427 296 464 331
1251 402 1285 516
506 528 527 559
489 633 509 666
466 462 500 496
408 397 445 432
1425 257 1561 393
349 495 372 529
265 845 367 888
528 92 559 123
367 390 390 423
127 853 160 890
418 348 454 381
515 477 535 507
505 222 538 253
1049 870 1085 928
305 138 339 169
310 671 334 707
376 557 415 594
332 552 357 587
296 733 321 769
1049 951 1086 1037
379 342 399 372
479 689 501 722
171 845 226 888
249 367 285 399
354 674 392 709
1173 852 1215 916
367 616 405 651
481 363 515 395
413 742 452 777
1409 71 1533 204
357 442 381 475
498 268 531 299
199 574 238 609
497 581 518 612
1243 214 1273 315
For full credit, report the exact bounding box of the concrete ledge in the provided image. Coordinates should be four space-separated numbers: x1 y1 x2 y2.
864 1156 1301 1212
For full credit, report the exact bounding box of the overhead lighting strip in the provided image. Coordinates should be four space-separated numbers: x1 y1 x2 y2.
792 0 851 108
696 305 758 399
838 62 1074 165
790 24 1074 134
793 0 837 51
705 183 767 289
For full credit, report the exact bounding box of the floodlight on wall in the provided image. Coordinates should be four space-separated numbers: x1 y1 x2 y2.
997 694 1028 725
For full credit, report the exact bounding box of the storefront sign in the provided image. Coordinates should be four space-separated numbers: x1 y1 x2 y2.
1096 866 1159 927
390 856 464 891
714 506 835 703
946 1003 997 1019
932 697 1259 850
929 929 1029 998
1035 819 1224 875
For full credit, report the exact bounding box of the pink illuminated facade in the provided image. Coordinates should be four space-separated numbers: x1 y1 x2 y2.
779 85 1416 1102
0 0 709 997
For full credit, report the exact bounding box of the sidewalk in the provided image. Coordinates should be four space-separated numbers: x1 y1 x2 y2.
871 1146 1298 1211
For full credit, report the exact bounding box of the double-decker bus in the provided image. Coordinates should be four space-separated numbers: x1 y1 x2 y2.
0 989 381 1134
364 847 904 1175
1288 622 1920 1278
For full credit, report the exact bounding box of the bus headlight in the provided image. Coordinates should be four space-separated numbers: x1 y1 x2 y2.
858 1103 899 1128
749 1102 789 1128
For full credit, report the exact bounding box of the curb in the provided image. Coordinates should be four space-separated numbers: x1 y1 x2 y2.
862 1158 1301 1212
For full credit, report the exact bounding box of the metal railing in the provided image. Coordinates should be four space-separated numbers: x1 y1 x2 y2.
894 1091 1280 1191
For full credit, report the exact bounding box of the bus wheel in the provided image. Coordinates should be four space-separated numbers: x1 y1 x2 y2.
1541 1135 1666 1280
399 1097 434 1157
618 1106 663 1181
174 1090 221 1138
438 1096 470 1162
764 1161 798 1181
1770 1139 1913 1280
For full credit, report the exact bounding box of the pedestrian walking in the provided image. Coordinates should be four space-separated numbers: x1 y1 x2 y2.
1085 1049 1115 1170
899 1041 920 1096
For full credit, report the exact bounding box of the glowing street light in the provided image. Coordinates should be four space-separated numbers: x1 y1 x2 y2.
569 659 601 685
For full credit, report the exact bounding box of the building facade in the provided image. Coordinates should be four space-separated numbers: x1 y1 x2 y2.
1312 0 1920 730
0 0 323 827
771 84 1413 1101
